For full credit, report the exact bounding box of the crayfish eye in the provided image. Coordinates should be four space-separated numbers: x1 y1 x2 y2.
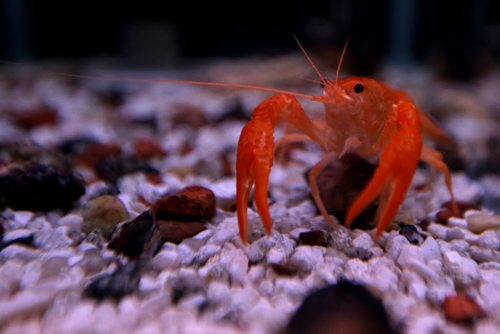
354 83 364 93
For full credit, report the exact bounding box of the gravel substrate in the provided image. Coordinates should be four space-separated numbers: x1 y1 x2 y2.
0 56 499 333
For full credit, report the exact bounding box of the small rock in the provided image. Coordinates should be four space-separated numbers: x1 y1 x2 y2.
398 223 426 245
0 289 58 325
427 223 449 240
0 163 85 212
420 236 442 262
108 211 163 259
7 104 59 130
81 195 129 239
298 230 331 247
385 234 410 261
466 213 500 234
285 281 394 334
0 244 41 262
0 229 35 250
152 185 216 221
133 137 167 160
477 230 499 250
397 244 425 268
445 227 465 240
157 220 206 244
169 269 204 304
435 200 479 224
83 262 141 301
149 248 181 271
443 250 480 287
312 153 378 230
288 246 325 273
443 295 486 324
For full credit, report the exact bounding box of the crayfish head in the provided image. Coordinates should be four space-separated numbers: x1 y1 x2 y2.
320 77 394 153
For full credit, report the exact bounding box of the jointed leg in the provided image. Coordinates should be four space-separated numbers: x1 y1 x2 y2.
421 146 458 215
308 152 338 226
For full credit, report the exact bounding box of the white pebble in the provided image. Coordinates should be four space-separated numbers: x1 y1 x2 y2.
351 231 375 250
477 230 499 250
367 257 400 294
57 213 83 231
221 248 248 284
150 248 181 271
446 227 466 240
385 234 410 261
0 244 41 262
344 258 370 283
466 212 500 234
207 281 231 304
427 223 449 240
443 250 480 287
420 236 442 262
288 246 325 272
397 244 425 268
0 289 56 325
402 269 427 301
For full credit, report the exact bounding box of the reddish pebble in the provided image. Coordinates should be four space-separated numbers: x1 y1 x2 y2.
443 295 486 324
435 201 480 224
298 230 331 247
133 137 166 159
74 143 122 169
8 104 59 130
152 185 216 221
157 220 206 244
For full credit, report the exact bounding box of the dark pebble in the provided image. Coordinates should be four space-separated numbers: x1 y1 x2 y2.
443 295 486 324
74 142 122 170
157 220 206 244
435 200 480 224
0 163 85 212
398 223 427 245
57 136 99 155
285 280 396 334
152 185 216 221
108 211 163 259
133 137 167 160
298 230 331 247
82 261 141 301
7 104 59 130
169 272 204 304
171 104 208 129
309 153 377 230
94 155 158 183
0 234 35 251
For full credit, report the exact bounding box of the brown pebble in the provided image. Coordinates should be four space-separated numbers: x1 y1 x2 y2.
133 137 167 160
152 185 216 221
171 104 207 129
311 153 377 230
108 211 163 259
81 195 129 239
443 295 486 324
157 220 206 244
298 230 331 247
7 104 59 130
74 143 122 169
435 201 480 224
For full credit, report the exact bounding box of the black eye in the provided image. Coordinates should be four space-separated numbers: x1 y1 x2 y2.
354 83 364 93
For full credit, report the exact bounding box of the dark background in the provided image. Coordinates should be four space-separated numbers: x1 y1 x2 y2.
1 0 499 80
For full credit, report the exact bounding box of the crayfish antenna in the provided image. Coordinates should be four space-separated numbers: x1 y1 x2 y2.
335 36 351 86
294 35 329 86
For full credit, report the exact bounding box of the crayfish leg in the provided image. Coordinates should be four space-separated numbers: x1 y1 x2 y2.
421 147 458 215
346 100 423 240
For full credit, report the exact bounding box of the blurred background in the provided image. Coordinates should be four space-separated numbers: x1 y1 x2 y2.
0 0 499 80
